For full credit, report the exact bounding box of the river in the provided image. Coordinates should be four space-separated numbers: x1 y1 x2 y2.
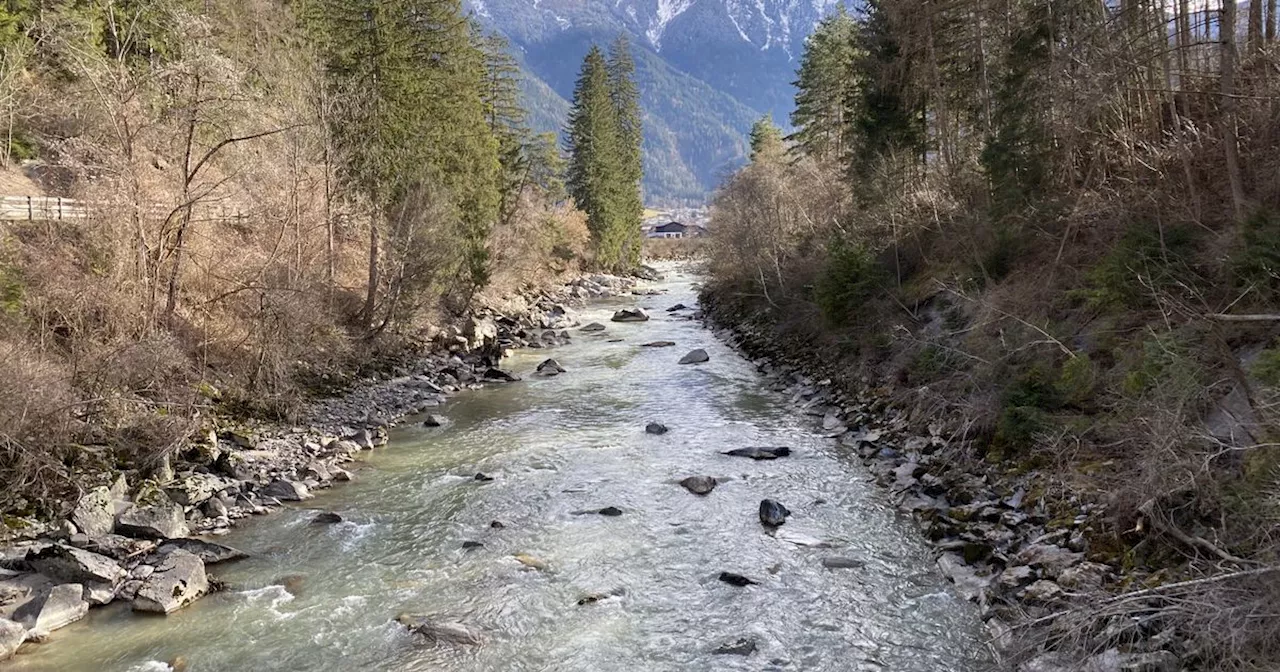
10 268 993 672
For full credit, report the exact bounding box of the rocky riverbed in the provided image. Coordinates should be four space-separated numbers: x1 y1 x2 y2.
2 265 992 671
701 295 1192 672
0 270 659 664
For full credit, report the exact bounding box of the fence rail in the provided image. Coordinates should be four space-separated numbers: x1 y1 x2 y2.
0 196 89 221
0 195 247 223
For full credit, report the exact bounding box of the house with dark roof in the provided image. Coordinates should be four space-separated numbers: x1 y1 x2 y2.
645 221 707 239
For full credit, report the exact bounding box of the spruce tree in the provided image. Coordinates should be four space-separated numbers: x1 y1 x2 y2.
566 44 635 272
790 5 861 162
749 115 785 163
607 35 644 268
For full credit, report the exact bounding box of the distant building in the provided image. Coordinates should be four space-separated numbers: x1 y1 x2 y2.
646 221 707 239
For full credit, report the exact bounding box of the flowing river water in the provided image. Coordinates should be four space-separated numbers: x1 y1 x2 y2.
11 269 993 672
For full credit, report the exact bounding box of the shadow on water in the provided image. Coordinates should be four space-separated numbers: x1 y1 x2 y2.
11 265 994 672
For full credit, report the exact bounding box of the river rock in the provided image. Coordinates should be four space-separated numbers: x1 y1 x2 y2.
678 349 709 365
611 308 649 323
758 499 790 527
12 583 88 637
474 473 495 482
72 533 155 561
645 422 669 435
712 638 756 656
536 359 566 376
461 541 484 550
1013 544 1084 580
666 303 689 312
69 486 115 537
723 447 791 460
718 572 758 587
572 507 623 517
157 538 248 565
0 617 24 661
132 549 208 614
483 368 521 383
25 545 124 600
165 473 234 507
580 323 606 332
1022 579 1065 605
422 415 443 428
640 341 676 348
115 503 189 540
679 476 717 495
1057 562 1110 591
395 614 485 646
349 429 375 450
261 480 311 502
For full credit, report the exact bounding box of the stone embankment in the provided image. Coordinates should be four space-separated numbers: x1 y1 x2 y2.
702 298 1186 672
0 269 657 663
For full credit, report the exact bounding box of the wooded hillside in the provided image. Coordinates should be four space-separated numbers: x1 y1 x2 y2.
706 2 1280 667
0 0 620 517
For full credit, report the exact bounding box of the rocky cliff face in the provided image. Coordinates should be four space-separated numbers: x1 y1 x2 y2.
469 0 843 203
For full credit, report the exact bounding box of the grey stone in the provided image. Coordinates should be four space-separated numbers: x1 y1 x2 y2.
1013 544 1085 579
261 480 311 502
1058 561 1110 591
116 503 189 540
712 637 756 656
25 544 124 589
157 538 248 565
395 614 484 645
678 349 710 365
1022 579 1066 604
645 422 668 435
166 473 234 507
997 565 1036 591
722 447 790 460
0 617 24 661
69 487 114 537
610 308 650 323
536 359 566 376
132 549 208 614
679 476 716 495
758 499 790 527
72 533 155 561
580 323 607 332
13 584 88 636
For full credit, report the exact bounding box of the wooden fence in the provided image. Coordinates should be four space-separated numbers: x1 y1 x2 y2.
0 195 247 223
0 195 89 221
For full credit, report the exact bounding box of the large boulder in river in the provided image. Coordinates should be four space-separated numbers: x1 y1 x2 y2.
0 617 24 661
580 322 607 333
25 545 124 603
483 368 521 383
610 308 649 323
678 349 709 365
758 499 790 527
536 359 566 376
645 422 669 435
116 502 189 540
679 476 717 495
261 479 312 502
395 614 485 646
68 486 115 537
12 583 89 637
132 549 208 614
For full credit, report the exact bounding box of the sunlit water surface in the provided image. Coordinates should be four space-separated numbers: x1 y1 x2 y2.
11 269 993 672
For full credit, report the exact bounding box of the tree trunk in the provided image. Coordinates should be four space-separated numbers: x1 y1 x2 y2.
1221 0 1248 222
362 209 379 328
1268 0 1277 41
1249 0 1265 52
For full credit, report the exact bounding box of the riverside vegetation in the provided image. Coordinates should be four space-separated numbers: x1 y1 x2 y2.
0 0 644 658
703 2 1280 670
